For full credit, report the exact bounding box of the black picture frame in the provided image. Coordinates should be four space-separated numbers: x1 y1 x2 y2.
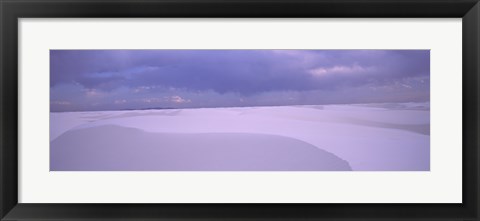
1 0 479 220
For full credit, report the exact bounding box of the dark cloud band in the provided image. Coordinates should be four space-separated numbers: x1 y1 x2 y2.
50 50 430 112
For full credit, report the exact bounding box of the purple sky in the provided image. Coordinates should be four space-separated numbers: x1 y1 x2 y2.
50 50 430 112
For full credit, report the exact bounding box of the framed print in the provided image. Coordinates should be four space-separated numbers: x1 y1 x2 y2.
1 0 479 220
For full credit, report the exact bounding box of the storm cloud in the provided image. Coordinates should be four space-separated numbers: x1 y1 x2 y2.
50 50 429 112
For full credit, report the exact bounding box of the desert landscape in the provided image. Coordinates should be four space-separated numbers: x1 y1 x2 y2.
50 102 430 171
50 49 430 171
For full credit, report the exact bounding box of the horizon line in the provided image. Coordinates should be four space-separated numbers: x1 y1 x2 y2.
50 101 430 113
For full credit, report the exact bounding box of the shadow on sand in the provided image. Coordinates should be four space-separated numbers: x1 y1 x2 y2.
51 125 352 171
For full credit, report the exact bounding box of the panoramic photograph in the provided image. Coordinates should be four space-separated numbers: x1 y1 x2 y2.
50 50 430 171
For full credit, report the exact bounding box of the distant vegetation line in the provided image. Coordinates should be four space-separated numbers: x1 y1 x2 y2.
50 101 430 113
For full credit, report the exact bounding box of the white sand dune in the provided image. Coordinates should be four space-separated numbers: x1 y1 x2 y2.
51 125 352 171
50 103 430 171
